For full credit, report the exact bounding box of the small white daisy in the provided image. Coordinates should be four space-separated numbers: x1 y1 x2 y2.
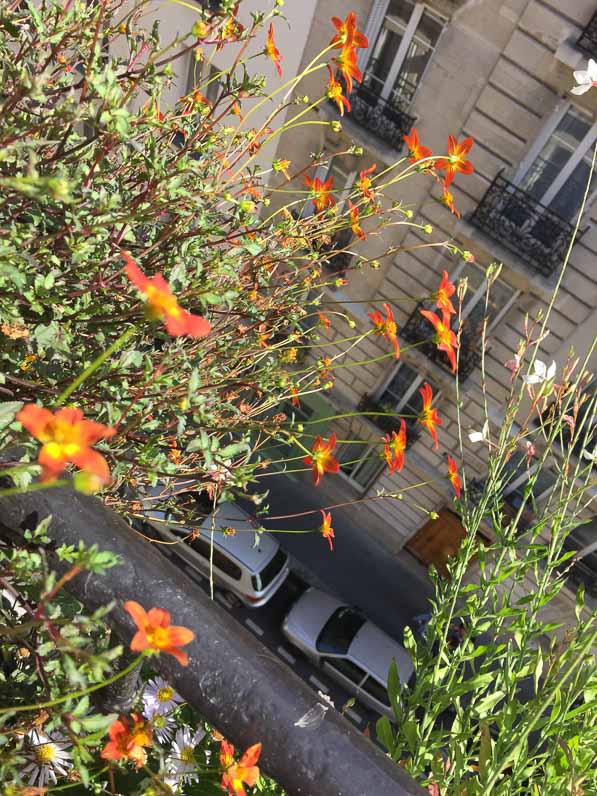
21 730 72 788
151 711 176 745
166 726 206 785
143 676 183 717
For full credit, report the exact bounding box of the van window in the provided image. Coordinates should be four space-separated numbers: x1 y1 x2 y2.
362 676 390 707
317 607 366 654
322 657 366 685
188 536 242 581
251 548 287 592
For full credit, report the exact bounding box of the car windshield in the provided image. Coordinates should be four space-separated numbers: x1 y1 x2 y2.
316 607 366 655
252 548 287 592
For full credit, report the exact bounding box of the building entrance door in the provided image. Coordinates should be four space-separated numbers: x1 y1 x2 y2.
406 509 488 577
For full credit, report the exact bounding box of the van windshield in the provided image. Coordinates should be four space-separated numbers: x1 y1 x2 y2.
251 548 287 592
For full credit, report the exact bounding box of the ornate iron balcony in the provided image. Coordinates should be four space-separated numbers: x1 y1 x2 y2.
470 173 577 278
577 10 597 57
400 302 482 382
328 70 416 152
357 393 421 445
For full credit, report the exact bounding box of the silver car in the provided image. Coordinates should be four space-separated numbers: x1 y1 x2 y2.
140 485 290 608
282 587 414 719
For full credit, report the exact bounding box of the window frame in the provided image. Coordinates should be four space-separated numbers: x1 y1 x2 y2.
512 100 597 219
359 0 446 105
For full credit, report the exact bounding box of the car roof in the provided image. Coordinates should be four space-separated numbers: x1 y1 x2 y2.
349 622 414 685
141 483 280 574
285 587 344 646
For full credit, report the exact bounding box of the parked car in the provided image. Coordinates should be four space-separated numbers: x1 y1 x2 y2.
139 483 290 608
282 587 414 719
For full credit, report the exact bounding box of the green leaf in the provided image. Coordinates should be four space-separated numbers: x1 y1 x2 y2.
376 716 394 753
473 690 505 717
387 658 401 715
479 720 492 777
80 712 117 734
219 442 250 459
401 719 420 754
534 651 543 693
575 583 585 620
0 401 23 430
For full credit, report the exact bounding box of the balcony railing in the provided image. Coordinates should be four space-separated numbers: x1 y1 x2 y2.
329 67 416 152
357 393 421 444
470 173 577 278
400 302 482 382
577 10 597 57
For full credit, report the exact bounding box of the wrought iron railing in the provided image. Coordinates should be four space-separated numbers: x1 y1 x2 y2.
400 302 482 382
358 393 421 445
329 67 416 152
577 10 597 57
470 173 577 278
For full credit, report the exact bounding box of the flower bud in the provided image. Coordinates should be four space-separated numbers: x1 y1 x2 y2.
423 223 433 234
405 209 414 219
330 120 342 133
429 511 439 520
370 259 380 269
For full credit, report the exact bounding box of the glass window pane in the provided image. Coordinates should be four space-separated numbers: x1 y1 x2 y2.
323 656 367 684
391 10 443 103
378 362 419 407
317 607 366 654
362 676 391 706
549 157 597 221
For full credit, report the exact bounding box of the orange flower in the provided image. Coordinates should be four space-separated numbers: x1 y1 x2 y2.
123 253 211 338
290 387 300 408
435 135 474 186
329 12 368 51
303 433 340 486
101 713 152 768
257 323 271 348
333 46 362 94
403 128 433 165
326 65 351 116
420 309 459 373
265 23 282 77
383 419 407 474
220 740 262 796
418 382 442 449
304 174 335 213
348 200 365 240
17 404 115 484
320 509 335 551
368 303 400 359
357 164 376 202
317 309 331 329
441 184 460 218
447 455 461 499
435 270 456 315
124 601 195 665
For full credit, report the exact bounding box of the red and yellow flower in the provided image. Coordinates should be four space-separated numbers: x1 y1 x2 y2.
326 65 351 116
348 200 365 239
441 185 460 217
435 270 456 315
290 387 300 409
303 433 340 486
265 23 282 77
332 46 362 94
320 510 335 551
17 404 115 484
123 253 211 338
368 303 400 359
101 713 152 768
304 174 336 213
419 308 459 373
317 309 331 329
220 740 262 796
357 164 376 202
383 419 407 474
418 382 442 449
124 601 195 666
329 12 368 51
403 128 433 165
447 455 462 499
435 135 474 186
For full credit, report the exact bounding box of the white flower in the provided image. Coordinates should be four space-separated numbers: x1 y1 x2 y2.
142 676 183 717
571 58 597 94
151 712 176 745
468 420 489 444
581 446 596 464
21 730 72 788
522 359 556 386
166 726 206 785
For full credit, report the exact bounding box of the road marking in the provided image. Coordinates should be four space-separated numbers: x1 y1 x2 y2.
308 675 329 693
244 618 264 636
346 707 363 725
277 646 297 664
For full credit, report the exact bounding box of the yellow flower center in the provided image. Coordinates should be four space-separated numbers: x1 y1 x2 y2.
180 745 195 763
34 743 57 764
157 686 174 702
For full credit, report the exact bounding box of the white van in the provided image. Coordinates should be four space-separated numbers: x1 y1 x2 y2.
140 486 290 608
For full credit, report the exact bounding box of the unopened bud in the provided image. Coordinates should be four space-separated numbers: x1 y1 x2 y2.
347 318 356 328
423 223 433 234
457 277 468 302
239 199 255 213
324 381 334 390
405 209 414 219
330 120 342 133
192 20 209 38
370 259 380 269
429 511 439 520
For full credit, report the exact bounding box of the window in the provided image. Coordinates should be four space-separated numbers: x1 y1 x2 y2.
316 607 366 654
502 453 556 510
375 361 433 435
322 656 367 685
187 535 243 581
561 518 597 598
515 105 597 222
362 0 444 105
251 548 287 592
362 676 391 707
337 439 385 489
